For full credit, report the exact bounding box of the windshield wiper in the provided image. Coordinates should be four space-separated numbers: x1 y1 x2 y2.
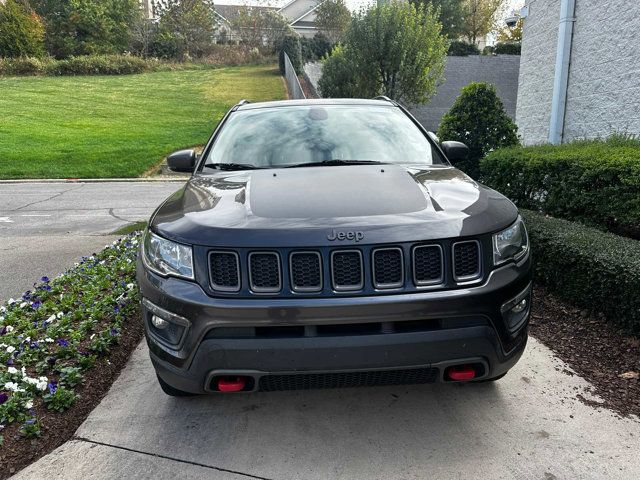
284 159 387 168
206 163 265 171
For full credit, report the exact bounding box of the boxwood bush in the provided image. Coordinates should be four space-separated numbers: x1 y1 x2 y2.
481 137 640 238
447 41 480 56
523 210 640 334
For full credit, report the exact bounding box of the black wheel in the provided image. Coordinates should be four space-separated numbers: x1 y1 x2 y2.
477 371 508 383
156 374 198 397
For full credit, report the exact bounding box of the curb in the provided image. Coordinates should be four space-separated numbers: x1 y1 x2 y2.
0 177 188 184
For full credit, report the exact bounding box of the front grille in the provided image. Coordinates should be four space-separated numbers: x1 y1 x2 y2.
413 245 443 285
372 248 403 288
209 251 240 292
290 252 322 292
206 238 486 297
453 241 481 281
258 367 439 391
249 252 281 293
331 250 363 291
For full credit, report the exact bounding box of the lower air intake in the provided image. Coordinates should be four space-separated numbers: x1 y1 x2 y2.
258 367 439 391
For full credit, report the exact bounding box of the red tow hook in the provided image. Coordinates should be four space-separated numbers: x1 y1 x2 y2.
446 365 476 381
217 376 247 392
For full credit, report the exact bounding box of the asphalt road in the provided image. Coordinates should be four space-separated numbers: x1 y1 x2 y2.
0 181 183 301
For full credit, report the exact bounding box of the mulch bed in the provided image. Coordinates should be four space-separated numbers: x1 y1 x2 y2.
0 312 143 479
299 74 319 99
530 286 640 418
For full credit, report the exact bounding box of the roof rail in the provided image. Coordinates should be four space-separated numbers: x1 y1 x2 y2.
373 95 395 104
232 99 251 111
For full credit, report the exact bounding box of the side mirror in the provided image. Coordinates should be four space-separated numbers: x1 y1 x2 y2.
167 149 198 172
441 141 469 163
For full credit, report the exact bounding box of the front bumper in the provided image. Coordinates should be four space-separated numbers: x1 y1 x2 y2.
137 255 531 394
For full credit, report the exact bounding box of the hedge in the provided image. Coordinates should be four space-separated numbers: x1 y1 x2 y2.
493 42 521 55
523 210 640 334
481 137 640 239
448 40 480 56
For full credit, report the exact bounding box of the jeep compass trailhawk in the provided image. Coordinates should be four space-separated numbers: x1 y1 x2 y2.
137 98 531 396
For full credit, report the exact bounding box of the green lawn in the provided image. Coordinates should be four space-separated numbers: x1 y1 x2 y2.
0 65 286 178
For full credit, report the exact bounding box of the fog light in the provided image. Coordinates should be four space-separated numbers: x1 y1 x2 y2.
151 315 169 330
511 299 527 314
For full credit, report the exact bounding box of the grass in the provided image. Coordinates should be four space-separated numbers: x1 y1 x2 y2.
0 65 286 179
111 221 148 235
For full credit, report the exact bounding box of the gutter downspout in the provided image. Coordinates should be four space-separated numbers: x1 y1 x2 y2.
548 0 576 144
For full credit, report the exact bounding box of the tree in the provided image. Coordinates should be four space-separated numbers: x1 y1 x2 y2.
409 0 465 39
0 0 45 58
31 0 141 58
314 0 351 45
321 2 447 104
318 44 359 98
437 82 518 177
154 0 216 58
231 7 292 49
460 0 504 45
496 17 523 42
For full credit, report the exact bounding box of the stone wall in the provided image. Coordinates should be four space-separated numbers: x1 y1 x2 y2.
304 55 521 133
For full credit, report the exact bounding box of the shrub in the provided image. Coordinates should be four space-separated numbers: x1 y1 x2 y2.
0 56 52 75
480 137 640 238
522 210 640 334
46 54 151 76
301 33 332 63
448 40 480 56
438 82 518 177
318 45 359 98
278 33 303 74
0 0 45 58
494 42 521 55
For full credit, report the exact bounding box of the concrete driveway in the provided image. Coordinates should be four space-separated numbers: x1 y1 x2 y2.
0 181 183 301
4 181 640 479
14 340 640 479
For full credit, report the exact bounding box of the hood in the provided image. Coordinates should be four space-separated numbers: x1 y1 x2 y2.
152 164 518 247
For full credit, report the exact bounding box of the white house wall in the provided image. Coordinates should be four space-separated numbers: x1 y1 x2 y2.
516 0 640 145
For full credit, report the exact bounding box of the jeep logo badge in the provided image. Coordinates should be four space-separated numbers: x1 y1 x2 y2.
327 229 365 242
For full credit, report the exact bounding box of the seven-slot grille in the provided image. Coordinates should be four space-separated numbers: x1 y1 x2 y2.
208 251 240 292
290 252 322 292
248 252 281 293
208 240 483 295
452 241 481 281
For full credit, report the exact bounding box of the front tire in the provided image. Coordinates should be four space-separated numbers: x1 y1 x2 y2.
156 374 198 397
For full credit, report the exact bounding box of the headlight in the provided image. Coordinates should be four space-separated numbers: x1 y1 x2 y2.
143 230 194 280
493 218 528 265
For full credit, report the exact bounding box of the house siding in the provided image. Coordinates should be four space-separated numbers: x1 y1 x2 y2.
517 0 640 145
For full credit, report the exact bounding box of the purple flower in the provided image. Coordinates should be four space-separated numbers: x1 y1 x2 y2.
47 382 58 395
22 291 31 301
56 338 69 347
113 305 120 314
31 300 42 310
0 326 6 336
41 276 50 283
30 341 40 349
46 357 56 366
0 392 8 405
41 284 52 292
25 418 36 425
109 328 120 336
6 358 14 366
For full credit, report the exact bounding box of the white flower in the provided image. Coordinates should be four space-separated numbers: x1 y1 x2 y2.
0 316 4 322
44 338 54 343
7 367 18 374
25 400 33 409
90 334 95 340
36 377 48 391
5 325 14 333
126 283 135 290
24 377 38 385
19 302 27 309
0 306 6 313
7 299 15 305
6 345 15 353
57 312 64 319
21 367 27 377
4 382 23 392
46 315 56 324
25 337 30 343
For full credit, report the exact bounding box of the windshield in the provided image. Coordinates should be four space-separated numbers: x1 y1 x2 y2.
203 105 446 169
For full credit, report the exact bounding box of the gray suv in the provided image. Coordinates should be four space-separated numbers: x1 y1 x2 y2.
137 98 531 396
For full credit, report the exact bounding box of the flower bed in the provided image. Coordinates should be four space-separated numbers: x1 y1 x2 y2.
0 233 141 460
